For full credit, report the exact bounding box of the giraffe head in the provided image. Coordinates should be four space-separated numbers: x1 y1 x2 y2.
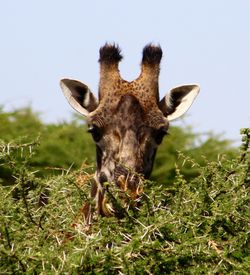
60 43 199 216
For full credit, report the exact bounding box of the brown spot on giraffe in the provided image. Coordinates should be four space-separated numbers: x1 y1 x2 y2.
60 43 200 224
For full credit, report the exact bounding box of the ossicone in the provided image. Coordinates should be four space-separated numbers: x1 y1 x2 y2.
142 44 162 65
99 43 123 64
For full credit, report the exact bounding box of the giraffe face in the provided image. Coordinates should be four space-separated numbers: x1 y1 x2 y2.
88 94 168 195
60 43 200 216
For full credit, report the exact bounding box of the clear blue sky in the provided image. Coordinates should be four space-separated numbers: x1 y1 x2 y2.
1 1 249 145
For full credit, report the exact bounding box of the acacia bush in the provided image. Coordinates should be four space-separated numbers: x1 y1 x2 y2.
0 108 95 183
0 106 249 273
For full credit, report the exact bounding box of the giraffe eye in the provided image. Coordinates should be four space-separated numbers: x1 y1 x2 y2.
154 127 168 144
88 125 102 142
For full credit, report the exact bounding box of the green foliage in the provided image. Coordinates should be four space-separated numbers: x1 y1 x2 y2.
0 108 95 183
0 119 249 273
0 106 44 142
152 126 236 184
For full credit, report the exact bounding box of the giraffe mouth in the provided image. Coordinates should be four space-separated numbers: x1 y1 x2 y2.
97 166 144 218
114 166 144 199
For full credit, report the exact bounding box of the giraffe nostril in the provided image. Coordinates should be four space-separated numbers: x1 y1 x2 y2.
114 165 128 178
99 172 108 184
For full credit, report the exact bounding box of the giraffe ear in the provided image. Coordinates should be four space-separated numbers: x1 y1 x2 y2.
60 79 98 116
159 84 200 121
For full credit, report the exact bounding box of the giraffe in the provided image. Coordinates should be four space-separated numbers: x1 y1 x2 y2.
60 43 199 223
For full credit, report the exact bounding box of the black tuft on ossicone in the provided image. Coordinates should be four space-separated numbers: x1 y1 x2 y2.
99 43 123 63
142 44 162 65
